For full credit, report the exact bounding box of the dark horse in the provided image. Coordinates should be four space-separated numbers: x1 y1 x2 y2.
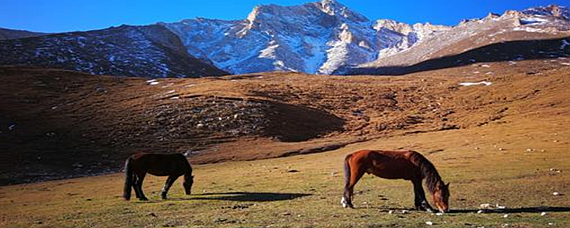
123 153 194 201
342 150 450 213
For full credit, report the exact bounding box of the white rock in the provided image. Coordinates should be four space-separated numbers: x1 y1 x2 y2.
553 192 560 196
503 214 509 218
477 209 484 214
480 203 491 209
388 210 394 214
426 221 434 226
435 212 444 216
541 212 548 216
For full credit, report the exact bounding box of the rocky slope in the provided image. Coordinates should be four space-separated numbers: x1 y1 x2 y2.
338 5 570 75
0 27 46 40
162 0 449 74
0 25 227 78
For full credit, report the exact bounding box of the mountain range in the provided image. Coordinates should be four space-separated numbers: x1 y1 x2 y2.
0 0 569 77
162 0 450 74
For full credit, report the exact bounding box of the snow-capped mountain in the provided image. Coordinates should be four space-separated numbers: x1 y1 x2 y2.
338 4 570 75
162 0 449 74
0 25 227 78
1 2 568 76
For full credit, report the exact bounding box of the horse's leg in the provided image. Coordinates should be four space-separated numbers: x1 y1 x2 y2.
161 175 179 200
132 175 143 199
412 179 422 210
412 179 433 212
343 167 366 208
135 172 148 201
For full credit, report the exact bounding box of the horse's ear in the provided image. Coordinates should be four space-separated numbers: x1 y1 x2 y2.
445 182 450 187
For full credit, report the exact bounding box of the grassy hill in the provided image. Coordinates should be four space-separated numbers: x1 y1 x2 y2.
0 58 570 227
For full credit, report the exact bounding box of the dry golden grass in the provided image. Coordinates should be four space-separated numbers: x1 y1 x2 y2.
1 113 569 228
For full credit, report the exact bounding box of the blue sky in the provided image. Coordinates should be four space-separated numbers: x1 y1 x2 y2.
0 0 567 33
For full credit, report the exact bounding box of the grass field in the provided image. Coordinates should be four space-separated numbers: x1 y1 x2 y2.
1 113 569 228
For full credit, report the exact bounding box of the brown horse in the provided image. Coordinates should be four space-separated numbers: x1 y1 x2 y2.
342 150 450 213
123 153 194 201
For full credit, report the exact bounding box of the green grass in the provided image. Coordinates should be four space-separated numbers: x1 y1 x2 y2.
1 116 569 228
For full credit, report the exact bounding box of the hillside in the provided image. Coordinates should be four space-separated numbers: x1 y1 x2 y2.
0 27 46 40
340 36 570 75
0 62 569 227
1 56 569 185
0 25 228 78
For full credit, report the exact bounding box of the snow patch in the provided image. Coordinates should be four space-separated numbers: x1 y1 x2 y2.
519 17 549 25
459 81 492 86
513 27 547 33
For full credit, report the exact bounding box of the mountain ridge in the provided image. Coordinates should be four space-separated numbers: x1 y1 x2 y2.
337 4 570 75
0 24 228 78
0 28 47 40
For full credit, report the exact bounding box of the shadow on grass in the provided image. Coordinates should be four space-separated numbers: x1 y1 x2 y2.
187 191 312 202
451 207 570 214
354 206 570 214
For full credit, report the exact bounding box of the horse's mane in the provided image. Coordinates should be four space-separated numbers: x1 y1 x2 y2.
409 151 442 193
178 153 193 175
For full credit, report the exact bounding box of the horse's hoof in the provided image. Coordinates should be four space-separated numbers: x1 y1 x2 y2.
341 197 349 208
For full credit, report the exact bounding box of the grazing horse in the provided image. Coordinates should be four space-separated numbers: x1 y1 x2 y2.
123 153 194 201
341 150 450 213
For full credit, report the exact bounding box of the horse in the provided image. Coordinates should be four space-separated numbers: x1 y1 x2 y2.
341 150 450 213
123 152 194 201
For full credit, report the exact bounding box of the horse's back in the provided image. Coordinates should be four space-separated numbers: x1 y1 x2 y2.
129 153 190 176
349 149 415 161
348 150 421 179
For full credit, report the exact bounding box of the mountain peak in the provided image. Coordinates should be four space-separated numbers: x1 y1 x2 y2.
313 0 369 22
245 0 368 24
318 0 344 12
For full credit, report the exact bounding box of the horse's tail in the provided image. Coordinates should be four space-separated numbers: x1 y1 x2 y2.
123 156 134 200
343 154 353 192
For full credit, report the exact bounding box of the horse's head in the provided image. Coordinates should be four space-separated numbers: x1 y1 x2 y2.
183 174 194 195
433 182 450 213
